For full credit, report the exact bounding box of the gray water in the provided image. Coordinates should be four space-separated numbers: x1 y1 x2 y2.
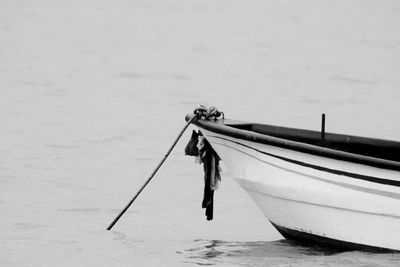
1 0 400 266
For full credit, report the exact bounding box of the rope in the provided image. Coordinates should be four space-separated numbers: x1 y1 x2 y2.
106 115 198 231
193 105 224 120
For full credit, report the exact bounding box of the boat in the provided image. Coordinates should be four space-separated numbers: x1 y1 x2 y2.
185 108 400 252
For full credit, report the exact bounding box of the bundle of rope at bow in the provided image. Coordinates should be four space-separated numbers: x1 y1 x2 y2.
185 105 223 221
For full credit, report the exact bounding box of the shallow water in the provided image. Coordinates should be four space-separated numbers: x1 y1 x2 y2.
1 0 400 266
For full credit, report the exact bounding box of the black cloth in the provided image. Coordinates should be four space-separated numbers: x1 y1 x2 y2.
200 139 220 221
184 130 199 156
184 130 220 221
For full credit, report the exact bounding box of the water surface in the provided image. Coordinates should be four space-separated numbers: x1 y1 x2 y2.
1 0 400 266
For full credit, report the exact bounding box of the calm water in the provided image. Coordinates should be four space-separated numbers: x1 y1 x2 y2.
1 0 400 266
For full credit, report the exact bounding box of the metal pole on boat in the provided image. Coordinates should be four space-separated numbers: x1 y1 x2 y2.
106 115 198 231
321 113 326 141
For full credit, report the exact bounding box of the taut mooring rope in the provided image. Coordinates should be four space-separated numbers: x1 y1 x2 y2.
106 114 198 231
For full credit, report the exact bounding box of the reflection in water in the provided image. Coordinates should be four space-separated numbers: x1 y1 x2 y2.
180 239 362 266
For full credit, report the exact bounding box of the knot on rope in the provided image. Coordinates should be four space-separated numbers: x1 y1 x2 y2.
193 105 224 120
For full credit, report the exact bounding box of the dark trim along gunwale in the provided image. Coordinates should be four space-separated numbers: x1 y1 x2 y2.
185 114 400 171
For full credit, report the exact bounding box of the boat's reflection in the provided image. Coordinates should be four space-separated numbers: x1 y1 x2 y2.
180 239 345 266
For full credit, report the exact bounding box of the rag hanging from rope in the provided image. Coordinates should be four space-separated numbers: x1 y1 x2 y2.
185 105 223 221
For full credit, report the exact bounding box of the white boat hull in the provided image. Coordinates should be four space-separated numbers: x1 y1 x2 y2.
202 130 400 251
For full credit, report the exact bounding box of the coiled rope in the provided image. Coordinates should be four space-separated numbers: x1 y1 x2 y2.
193 105 224 120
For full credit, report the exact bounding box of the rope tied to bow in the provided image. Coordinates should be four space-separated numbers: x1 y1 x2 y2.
193 105 224 120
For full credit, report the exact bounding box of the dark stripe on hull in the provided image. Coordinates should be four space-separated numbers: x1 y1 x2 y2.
209 135 400 187
270 221 397 253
